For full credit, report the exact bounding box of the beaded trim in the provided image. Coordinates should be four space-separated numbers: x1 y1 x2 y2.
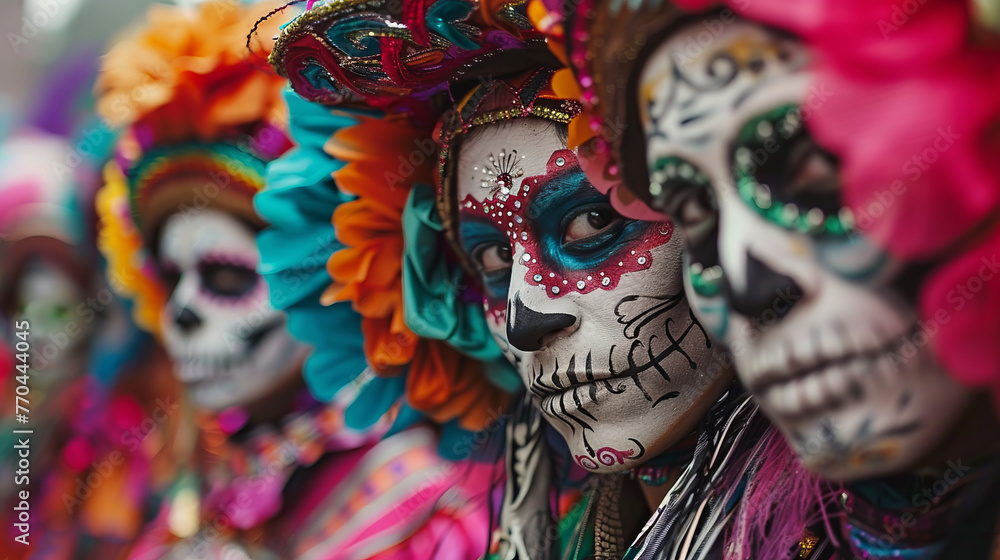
433 67 583 277
594 475 625 557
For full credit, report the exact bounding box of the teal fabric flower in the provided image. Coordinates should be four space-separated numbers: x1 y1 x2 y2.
401 182 521 392
255 91 419 434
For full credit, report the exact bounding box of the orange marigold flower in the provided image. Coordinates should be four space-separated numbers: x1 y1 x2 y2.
95 0 287 149
323 112 510 428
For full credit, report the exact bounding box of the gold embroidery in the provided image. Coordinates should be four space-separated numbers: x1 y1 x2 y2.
798 529 819 558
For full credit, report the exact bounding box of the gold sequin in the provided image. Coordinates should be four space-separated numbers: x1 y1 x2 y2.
798 529 819 558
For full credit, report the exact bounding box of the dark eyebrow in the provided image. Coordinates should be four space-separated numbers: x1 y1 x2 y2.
523 165 599 221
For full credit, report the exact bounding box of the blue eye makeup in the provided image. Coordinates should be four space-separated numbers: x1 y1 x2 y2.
529 166 647 272
460 217 513 304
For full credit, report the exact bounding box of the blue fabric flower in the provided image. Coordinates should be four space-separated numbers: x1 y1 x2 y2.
401 182 521 392
256 91 417 434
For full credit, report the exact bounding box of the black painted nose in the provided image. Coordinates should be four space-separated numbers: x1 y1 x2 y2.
173 306 202 333
725 250 804 323
506 294 576 352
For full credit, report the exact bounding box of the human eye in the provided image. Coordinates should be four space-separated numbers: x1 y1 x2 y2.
560 203 627 255
472 242 513 275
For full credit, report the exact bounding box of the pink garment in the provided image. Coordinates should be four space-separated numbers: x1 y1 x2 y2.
287 426 493 560
128 425 494 560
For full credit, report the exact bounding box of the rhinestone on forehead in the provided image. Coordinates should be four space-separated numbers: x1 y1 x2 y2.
460 150 675 299
474 149 526 201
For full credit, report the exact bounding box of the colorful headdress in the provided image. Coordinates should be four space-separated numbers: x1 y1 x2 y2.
542 0 1000 407
269 0 556 108
0 130 92 306
95 0 292 334
256 91 428 437
310 102 519 432
433 67 582 272
261 0 571 432
95 0 291 238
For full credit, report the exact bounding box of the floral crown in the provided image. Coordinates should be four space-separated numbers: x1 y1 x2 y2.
95 0 293 335
269 0 556 108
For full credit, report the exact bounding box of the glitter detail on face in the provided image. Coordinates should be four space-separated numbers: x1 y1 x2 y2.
483 296 506 324
461 150 674 299
473 149 526 201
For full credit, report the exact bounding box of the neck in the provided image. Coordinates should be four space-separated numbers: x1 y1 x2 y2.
630 435 698 512
236 371 307 430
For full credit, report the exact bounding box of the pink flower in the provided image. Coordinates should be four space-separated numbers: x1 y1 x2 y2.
921 228 1000 410
701 0 1000 410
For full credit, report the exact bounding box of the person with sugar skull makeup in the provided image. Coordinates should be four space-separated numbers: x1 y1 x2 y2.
0 119 179 557
95 2 492 558
269 1 836 558
432 67 840 560
539 0 1000 556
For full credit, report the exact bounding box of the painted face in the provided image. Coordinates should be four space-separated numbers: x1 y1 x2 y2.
157 208 306 411
454 118 730 473
9 259 87 378
636 19 972 480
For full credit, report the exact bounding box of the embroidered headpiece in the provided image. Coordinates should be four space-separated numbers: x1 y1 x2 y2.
269 0 556 107
433 67 582 274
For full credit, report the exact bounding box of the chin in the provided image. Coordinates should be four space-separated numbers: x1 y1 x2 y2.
563 432 651 473
775 404 948 482
187 382 248 411
792 435 918 481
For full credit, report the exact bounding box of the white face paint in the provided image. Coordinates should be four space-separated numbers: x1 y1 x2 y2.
10 259 87 379
454 118 730 473
157 209 306 411
637 20 972 480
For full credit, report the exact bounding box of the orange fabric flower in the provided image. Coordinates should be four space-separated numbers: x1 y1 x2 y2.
323 111 509 429
408 343 509 429
323 113 430 372
95 0 287 149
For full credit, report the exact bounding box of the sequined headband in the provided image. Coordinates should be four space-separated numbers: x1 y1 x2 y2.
434 67 583 274
269 0 556 107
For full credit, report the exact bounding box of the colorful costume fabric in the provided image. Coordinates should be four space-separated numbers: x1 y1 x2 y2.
0 126 177 559
94 1 493 558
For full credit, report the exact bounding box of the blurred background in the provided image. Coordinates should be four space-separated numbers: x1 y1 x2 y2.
0 0 195 118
